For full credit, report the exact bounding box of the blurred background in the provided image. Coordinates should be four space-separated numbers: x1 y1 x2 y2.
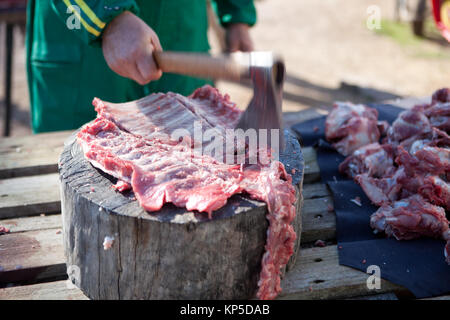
1 0 449 136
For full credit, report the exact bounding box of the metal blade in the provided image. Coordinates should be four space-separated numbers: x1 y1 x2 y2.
235 52 285 154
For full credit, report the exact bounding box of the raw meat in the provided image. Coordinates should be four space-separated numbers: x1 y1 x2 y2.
425 102 450 118
325 102 380 156
187 85 243 133
103 236 115 250
78 85 297 300
432 88 450 104
446 242 450 264
339 142 395 178
370 195 449 241
418 176 450 210
241 162 297 300
0 225 9 234
325 102 378 139
113 180 131 192
78 118 245 215
325 87 450 265
398 127 450 155
332 117 381 157
395 145 450 176
387 106 431 144
425 102 450 131
93 86 241 149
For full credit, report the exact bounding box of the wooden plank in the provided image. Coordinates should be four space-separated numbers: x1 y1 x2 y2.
301 196 336 243
0 183 335 246
0 131 71 179
0 280 88 300
1 198 335 245
0 194 339 297
0 173 61 219
278 245 404 300
0 214 62 234
303 147 320 183
300 183 337 243
0 183 336 283
302 183 330 200
0 192 339 283
0 229 65 284
0 180 334 248
0 213 402 301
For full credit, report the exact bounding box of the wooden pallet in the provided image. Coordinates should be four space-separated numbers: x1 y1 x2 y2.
0 124 448 300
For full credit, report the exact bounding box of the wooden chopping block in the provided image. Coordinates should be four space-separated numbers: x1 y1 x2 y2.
58 130 304 300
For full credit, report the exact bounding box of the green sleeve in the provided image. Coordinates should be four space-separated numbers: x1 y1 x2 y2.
50 0 140 45
212 0 257 27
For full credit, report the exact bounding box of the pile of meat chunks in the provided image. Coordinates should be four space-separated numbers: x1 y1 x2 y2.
325 88 450 265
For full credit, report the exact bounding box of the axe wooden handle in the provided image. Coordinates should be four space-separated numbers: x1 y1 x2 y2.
153 51 249 82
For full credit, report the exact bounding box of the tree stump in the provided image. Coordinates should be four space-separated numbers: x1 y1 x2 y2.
59 130 304 300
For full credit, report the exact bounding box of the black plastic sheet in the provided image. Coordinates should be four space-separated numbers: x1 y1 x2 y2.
291 104 450 298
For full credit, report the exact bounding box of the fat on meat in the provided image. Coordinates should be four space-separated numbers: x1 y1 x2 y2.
325 87 450 265
355 167 405 206
79 117 243 216
331 117 381 157
325 102 378 139
387 106 432 144
425 102 450 131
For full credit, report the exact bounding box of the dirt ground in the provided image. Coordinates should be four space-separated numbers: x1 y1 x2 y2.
1 0 450 136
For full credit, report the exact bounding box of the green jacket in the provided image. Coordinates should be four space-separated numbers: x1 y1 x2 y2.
26 0 256 133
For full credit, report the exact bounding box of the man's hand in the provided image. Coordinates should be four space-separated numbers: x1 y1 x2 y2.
102 11 162 85
225 23 254 52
